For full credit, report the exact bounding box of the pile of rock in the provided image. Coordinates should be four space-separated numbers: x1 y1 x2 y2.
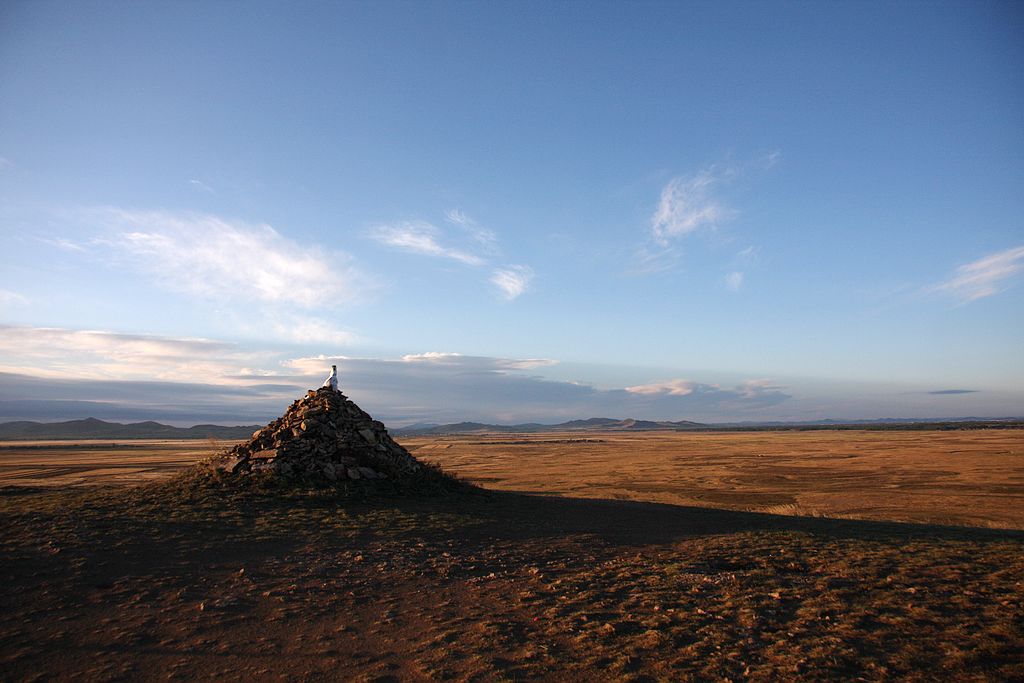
210 386 422 483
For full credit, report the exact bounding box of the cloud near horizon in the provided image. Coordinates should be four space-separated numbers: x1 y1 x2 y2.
0 325 791 425
626 379 698 396
6 326 1012 427
276 355 793 424
0 325 271 383
627 377 788 404
0 372 294 425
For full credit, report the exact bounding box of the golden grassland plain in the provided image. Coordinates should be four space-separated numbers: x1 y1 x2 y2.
405 429 1024 530
0 439 239 488
2 430 1022 680
4 430 1022 529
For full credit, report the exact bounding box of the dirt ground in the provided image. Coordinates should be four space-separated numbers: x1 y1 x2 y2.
1 430 1022 681
1 478 1022 682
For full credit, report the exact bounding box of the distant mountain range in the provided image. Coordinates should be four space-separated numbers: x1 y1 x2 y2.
391 416 1024 436
0 418 260 440
0 415 1020 441
391 417 708 436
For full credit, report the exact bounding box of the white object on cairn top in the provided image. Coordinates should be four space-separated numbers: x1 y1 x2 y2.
322 364 339 391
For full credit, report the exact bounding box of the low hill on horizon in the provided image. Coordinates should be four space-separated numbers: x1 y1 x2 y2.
0 417 261 441
392 415 1024 436
2 415 1022 440
391 417 709 436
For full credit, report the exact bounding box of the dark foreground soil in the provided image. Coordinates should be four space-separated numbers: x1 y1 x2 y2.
1 474 1022 682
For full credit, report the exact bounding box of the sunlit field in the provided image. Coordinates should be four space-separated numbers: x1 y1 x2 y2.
0 439 240 488
6 429 1022 529
406 429 1024 530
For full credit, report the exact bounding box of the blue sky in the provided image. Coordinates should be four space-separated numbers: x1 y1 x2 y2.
1 0 1022 425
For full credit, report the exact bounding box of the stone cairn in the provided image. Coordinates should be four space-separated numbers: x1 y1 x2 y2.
211 386 422 483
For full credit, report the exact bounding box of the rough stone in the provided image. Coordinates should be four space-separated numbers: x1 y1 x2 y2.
209 386 423 484
213 454 247 474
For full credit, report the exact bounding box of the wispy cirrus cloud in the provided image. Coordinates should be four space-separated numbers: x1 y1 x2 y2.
40 236 89 252
491 265 534 301
636 156 773 284
651 170 734 246
735 245 758 264
723 246 757 292
627 245 680 276
371 210 534 300
929 245 1024 303
188 178 215 193
368 220 485 266
445 208 497 252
